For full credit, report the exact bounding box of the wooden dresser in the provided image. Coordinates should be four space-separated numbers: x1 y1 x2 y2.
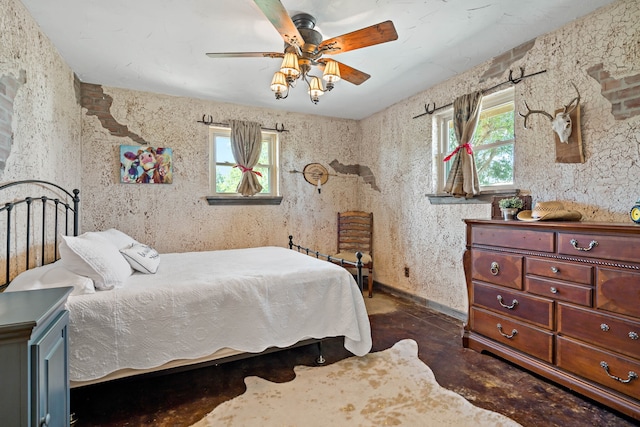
463 219 640 420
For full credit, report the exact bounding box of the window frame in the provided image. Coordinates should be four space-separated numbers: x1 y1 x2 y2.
434 87 515 194
208 126 280 198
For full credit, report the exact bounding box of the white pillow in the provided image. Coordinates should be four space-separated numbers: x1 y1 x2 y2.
6 261 95 296
94 228 139 250
59 233 133 290
120 243 161 274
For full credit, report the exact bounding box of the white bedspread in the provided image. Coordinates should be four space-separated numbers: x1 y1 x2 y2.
67 246 371 382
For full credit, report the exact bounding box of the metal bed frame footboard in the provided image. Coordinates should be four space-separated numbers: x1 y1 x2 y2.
0 180 80 291
288 235 364 292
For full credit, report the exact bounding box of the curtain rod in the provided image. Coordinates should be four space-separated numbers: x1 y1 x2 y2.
412 68 547 119
196 116 289 132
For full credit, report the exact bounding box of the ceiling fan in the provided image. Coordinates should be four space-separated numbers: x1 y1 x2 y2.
206 0 398 104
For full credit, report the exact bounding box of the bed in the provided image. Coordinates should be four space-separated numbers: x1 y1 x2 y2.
0 180 372 387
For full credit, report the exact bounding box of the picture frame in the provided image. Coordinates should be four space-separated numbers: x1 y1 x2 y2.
120 145 173 184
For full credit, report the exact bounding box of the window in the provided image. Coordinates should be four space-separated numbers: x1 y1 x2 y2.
436 87 515 193
209 127 279 197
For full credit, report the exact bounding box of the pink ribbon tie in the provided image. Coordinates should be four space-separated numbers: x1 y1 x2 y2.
235 165 263 177
443 142 473 162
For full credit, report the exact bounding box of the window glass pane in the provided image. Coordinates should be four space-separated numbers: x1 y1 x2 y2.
447 120 457 150
216 165 241 193
476 144 514 186
443 119 455 177
258 141 270 165
440 90 515 191
474 103 515 147
211 129 278 196
215 136 235 163
255 166 269 193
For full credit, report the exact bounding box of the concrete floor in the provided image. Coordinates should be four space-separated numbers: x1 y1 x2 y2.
70 290 637 426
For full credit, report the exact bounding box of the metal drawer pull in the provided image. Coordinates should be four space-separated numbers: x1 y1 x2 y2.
497 295 518 309
550 266 559 273
569 239 598 251
599 361 638 384
550 287 558 294
630 332 639 340
490 261 500 276
600 323 610 332
497 323 518 339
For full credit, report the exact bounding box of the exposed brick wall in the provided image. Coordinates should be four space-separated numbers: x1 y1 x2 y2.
73 73 82 106
0 70 26 170
329 159 380 192
587 63 640 120
80 82 148 144
480 39 536 83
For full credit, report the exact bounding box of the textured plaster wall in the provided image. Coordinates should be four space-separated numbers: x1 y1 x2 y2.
79 87 363 254
360 0 640 313
0 0 82 272
0 70 26 168
0 0 81 186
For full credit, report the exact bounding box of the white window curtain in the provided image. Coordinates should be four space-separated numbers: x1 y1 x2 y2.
229 119 263 196
443 91 483 198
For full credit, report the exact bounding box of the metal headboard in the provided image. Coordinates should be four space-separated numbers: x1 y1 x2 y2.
0 180 80 291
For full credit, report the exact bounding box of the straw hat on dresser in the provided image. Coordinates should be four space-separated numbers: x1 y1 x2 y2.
516 201 582 221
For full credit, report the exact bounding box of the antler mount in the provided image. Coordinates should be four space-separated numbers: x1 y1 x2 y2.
519 82 581 143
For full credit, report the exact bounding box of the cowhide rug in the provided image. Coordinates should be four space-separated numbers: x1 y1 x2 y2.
190 339 522 426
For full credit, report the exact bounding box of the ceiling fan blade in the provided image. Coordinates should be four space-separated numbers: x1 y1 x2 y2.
253 0 305 48
206 52 284 59
319 21 398 55
318 59 370 85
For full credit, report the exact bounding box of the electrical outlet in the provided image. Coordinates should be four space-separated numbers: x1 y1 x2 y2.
404 267 410 277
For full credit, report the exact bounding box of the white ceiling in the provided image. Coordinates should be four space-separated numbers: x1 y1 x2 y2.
20 0 615 120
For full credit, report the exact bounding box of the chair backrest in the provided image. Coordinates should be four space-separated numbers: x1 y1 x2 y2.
337 211 373 256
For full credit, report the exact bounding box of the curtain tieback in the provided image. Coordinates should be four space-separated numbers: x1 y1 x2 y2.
234 164 263 177
443 142 473 162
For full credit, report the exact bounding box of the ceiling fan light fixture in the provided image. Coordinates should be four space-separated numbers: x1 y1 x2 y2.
308 76 324 104
280 52 300 81
207 2 399 106
270 71 288 99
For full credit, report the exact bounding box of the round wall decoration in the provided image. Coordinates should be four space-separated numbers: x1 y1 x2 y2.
302 163 329 186
630 200 640 224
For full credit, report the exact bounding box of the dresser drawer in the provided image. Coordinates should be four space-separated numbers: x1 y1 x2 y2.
558 303 640 360
472 282 554 329
471 307 554 363
558 232 640 264
471 250 523 290
525 276 592 307
471 226 555 252
596 268 640 318
557 336 640 400
525 257 592 285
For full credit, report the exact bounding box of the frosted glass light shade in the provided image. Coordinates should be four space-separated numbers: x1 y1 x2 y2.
280 53 300 78
270 71 288 92
322 60 341 83
308 76 324 97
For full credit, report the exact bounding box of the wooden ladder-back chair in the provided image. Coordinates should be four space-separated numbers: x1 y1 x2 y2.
333 211 374 297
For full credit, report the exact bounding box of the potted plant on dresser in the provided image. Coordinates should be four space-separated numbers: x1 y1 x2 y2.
498 196 524 220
